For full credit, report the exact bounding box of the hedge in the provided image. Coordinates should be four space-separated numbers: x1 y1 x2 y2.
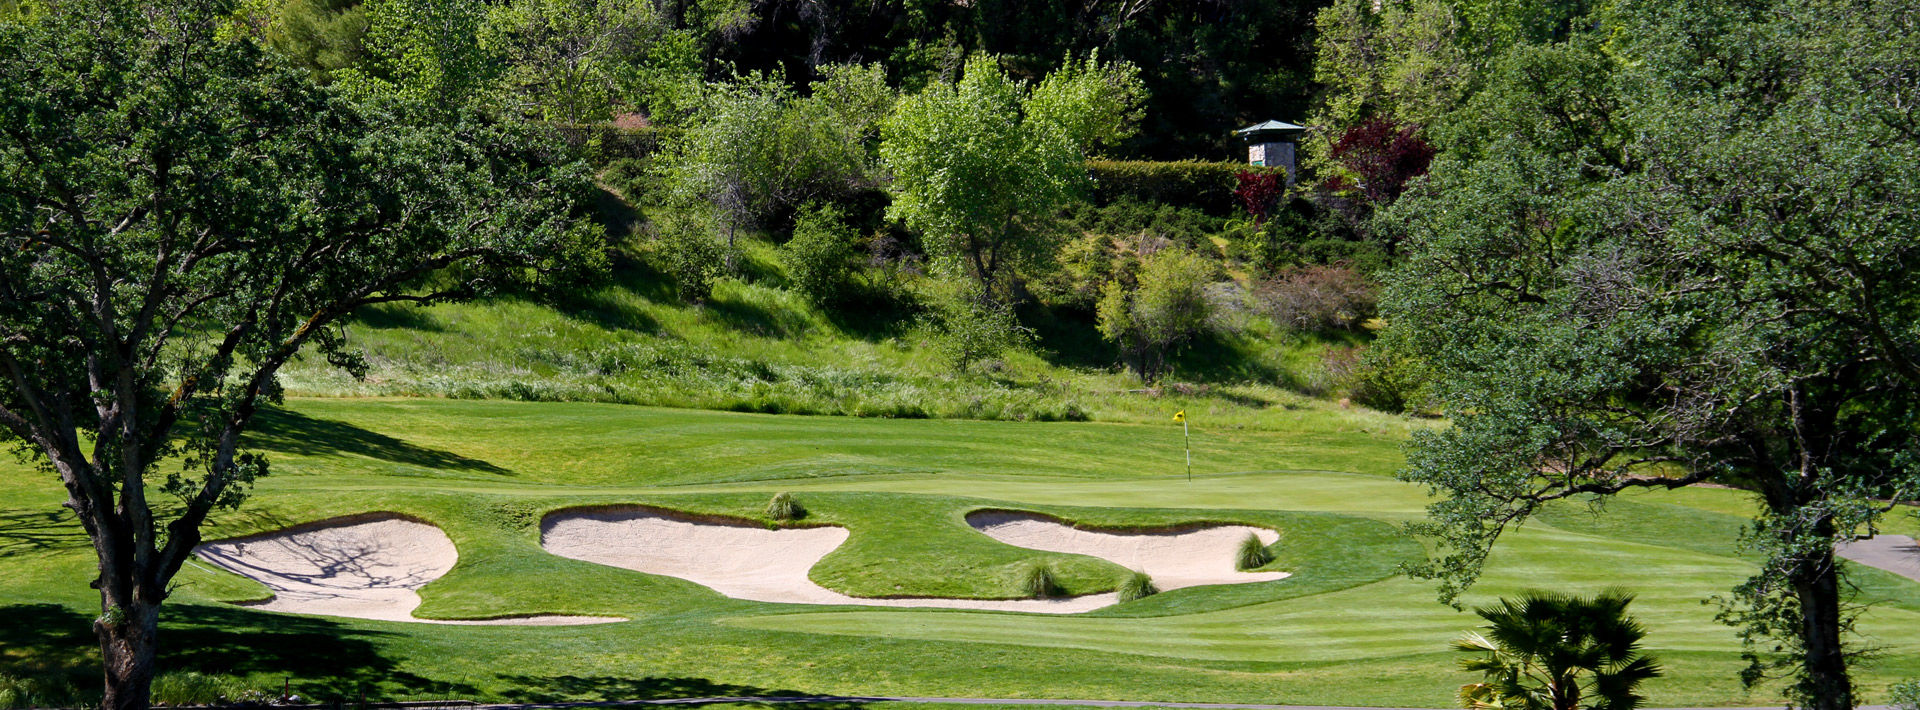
1086 159 1279 215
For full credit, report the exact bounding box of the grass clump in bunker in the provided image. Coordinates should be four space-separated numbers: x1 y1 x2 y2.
1235 532 1274 571
1020 562 1063 598
765 491 805 522
1117 570 1158 602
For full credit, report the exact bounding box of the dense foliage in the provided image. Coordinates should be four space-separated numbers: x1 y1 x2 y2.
1375 0 1920 706
880 54 1142 296
1087 160 1251 215
0 1 599 707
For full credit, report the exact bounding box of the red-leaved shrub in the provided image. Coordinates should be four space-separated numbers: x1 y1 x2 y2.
1329 118 1436 205
1234 170 1283 225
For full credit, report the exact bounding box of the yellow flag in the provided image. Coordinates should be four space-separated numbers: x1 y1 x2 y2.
1172 410 1185 423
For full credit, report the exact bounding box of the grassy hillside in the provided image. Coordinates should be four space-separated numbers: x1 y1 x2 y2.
3 398 1917 707
278 221 1386 430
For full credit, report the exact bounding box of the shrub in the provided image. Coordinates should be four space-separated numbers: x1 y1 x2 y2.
653 213 726 303
1234 170 1283 224
1060 198 1224 249
1097 248 1217 380
764 491 805 521
921 280 1032 372
1088 160 1272 215
600 157 655 205
1020 562 1063 598
1892 678 1920 710
1454 591 1660 710
1117 570 1159 602
1328 117 1435 206
1032 232 1118 309
551 124 669 165
782 204 860 305
1235 532 1274 570
1254 265 1377 332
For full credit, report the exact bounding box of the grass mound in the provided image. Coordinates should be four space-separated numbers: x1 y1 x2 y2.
764 491 805 521
1235 532 1274 571
1117 570 1159 602
1020 562 1063 599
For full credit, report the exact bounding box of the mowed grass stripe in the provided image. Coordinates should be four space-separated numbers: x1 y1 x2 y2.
3 397 1918 707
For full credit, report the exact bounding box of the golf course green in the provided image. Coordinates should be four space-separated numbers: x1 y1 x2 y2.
2 397 1916 707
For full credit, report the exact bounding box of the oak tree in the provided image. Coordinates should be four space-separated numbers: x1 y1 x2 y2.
0 2 601 708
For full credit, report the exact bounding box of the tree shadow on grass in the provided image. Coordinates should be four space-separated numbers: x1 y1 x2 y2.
164 605 475 701
703 295 811 340
1024 305 1119 372
492 675 867 709
246 408 511 476
349 303 444 332
0 603 470 702
0 509 89 557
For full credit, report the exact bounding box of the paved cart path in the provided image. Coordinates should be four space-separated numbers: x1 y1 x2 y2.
1838 534 1920 583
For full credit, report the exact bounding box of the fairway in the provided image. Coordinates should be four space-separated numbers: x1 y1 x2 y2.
2 398 1917 708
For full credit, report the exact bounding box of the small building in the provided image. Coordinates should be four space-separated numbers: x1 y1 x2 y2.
1234 120 1306 185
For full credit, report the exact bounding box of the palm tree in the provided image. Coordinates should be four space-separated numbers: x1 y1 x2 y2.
1453 590 1663 710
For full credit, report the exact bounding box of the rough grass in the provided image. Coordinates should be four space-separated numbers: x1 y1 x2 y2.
1235 532 1274 571
276 233 1406 431
765 492 804 522
0 673 94 710
150 671 268 707
1117 570 1158 603
1020 563 1063 599
2 399 1918 707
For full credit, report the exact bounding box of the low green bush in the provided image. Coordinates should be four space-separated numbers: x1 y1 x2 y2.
765 491 805 521
1117 570 1159 602
1236 532 1274 571
1088 160 1271 215
1060 199 1224 250
1020 562 1062 598
920 280 1032 372
782 205 859 306
600 157 656 205
651 213 726 303
550 123 670 165
1891 678 1920 710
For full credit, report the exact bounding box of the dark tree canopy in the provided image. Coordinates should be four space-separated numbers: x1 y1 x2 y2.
1379 0 1920 707
0 1 601 708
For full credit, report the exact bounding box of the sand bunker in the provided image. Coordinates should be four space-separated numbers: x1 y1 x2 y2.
541 507 1287 614
1837 535 1920 583
543 508 1113 612
966 511 1290 590
195 514 617 626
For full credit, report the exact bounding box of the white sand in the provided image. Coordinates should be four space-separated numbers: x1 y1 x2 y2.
540 507 1288 614
966 511 1290 590
195 514 619 626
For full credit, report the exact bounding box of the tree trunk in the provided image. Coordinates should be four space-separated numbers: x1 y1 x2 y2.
1796 546 1854 710
97 599 160 710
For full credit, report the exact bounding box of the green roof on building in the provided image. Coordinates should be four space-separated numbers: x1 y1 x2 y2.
1234 120 1306 139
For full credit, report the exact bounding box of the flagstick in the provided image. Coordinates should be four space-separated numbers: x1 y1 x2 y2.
1184 418 1191 483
